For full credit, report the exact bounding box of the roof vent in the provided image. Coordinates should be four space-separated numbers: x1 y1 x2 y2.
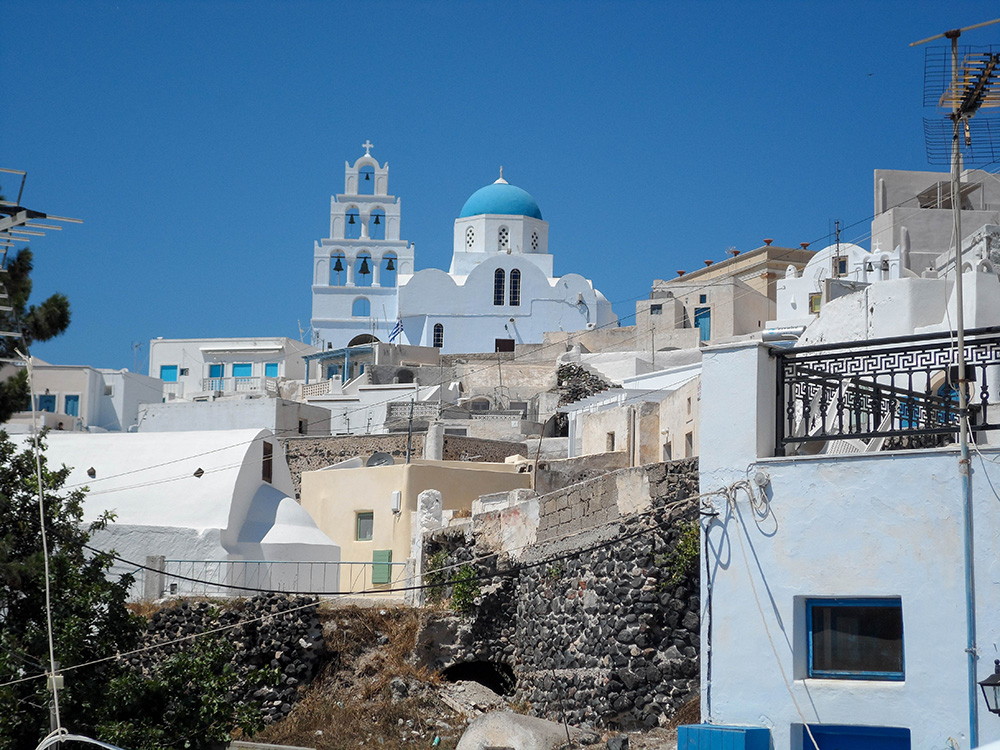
763 238 773 246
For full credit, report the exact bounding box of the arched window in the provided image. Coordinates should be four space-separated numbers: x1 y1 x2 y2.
369 209 385 240
345 208 361 239
355 252 373 287
509 268 521 307
352 298 371 317
493 269 505 306
381 253 397 287
358 166 375 195
466 226 475 249
530 230 539 251
498 226 509 252
330 252 346 285
433 323 444 349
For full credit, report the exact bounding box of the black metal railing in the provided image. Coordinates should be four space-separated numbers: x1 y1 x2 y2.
773 326 1000 456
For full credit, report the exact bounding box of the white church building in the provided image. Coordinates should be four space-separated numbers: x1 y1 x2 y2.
310 144 617 353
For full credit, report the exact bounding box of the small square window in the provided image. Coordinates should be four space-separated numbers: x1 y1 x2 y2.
699 294 707 304
179 368 189 376
809 293 822 314
650 304 663 315
807 598 903 680
356 512 374 541
159 365 178 383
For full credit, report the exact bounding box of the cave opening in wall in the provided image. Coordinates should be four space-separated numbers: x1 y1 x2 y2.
440 660 516 696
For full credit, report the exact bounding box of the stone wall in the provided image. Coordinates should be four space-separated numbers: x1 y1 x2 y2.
417 458 700 731
283 434 526 497
132 594 323 725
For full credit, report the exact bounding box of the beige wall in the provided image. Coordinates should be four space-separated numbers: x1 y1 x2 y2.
659 378 700 460
300 459 531 581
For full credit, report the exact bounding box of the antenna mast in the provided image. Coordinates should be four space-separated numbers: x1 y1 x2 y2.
913 19 1000 749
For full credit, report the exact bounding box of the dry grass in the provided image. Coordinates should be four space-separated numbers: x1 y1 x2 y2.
251 606 463 750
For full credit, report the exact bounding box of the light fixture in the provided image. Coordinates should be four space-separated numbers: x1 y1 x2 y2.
193 467 204 478
86 467 96 479
333 258 344 273
980 660 1000 715
359 258 371 275
385 257 395 271
348 214 356 224
373 214 380 225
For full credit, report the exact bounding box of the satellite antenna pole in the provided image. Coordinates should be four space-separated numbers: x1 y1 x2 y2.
912 19 1000 749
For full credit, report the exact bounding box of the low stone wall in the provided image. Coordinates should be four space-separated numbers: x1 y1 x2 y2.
133 595 323 725
418 459 700 731
441 435 527 463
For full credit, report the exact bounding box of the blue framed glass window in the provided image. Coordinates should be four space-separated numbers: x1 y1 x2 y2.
37 394 56 413
232 363 252 378
807 598 903 680
159 365 178 382
264 363 278 378
208 364 223 378
325 364 340 380
64 395 79 417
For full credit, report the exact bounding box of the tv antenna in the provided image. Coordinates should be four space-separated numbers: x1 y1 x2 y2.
912 18 1000 750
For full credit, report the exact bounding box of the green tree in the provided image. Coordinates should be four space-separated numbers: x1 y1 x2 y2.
0 183 73 422
0 431 143 747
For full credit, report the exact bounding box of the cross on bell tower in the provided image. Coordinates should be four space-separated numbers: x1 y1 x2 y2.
362 139 374 156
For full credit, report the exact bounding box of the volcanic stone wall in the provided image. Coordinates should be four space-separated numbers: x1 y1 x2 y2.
133 594 323 724
420 458 700 730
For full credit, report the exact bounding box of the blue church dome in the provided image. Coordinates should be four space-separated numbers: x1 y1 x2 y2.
460 179 543 220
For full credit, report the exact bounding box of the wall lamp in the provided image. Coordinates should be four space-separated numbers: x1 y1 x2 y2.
980 660 1000 715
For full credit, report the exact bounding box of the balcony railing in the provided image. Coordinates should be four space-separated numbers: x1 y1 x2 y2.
774 326 1000 456
386 402 441 420
199 376 279 395
128 558 409 601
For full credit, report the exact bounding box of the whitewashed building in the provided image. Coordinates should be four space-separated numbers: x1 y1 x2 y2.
310 145 617 353
148 337 316 402
32 429 341 597
4 363 163 433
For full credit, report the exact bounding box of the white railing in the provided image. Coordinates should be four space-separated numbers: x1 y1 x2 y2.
130 559 409 601
471 410 525 421
199 376 279 395
303 379 336 397
386 402 440 420
163 382 184 398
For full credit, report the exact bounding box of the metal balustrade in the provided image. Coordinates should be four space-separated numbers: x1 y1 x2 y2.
773 326 1000 455
129 559 408 601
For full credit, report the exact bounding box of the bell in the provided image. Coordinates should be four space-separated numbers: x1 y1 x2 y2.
359 258 371 275
333 258 344 273
866 261 874 273
386 257 395 271
364 172 370 180
881 258 890 272
373 214 381 225
348 214 356 224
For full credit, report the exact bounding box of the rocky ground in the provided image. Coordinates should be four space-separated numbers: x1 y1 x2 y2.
246 604 695 750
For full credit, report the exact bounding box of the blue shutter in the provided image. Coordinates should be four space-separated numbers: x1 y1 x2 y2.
159 365 178 382
265 363 278 378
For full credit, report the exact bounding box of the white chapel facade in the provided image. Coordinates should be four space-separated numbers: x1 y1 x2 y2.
311 144 616 353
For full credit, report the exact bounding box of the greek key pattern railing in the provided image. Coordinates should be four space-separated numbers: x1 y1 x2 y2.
774 326 1000 455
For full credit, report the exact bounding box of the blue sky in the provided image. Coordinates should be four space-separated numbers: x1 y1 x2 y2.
2 1 998 372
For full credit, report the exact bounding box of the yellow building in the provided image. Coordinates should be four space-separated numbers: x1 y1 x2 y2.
300 459 530 592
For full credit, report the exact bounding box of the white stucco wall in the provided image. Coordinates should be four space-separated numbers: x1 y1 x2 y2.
136 397 332 435
698 342 1000 749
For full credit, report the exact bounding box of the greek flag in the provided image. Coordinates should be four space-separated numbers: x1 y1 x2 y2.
388 317 403 343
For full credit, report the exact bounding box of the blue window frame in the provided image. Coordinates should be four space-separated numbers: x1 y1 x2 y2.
64 395 79 417
159 365 178 382
807 598 903 680
264 363 278 378
694 307 711 342
208 364 223 378
232 363 252 378
37 394 56 413
325 364 340 380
